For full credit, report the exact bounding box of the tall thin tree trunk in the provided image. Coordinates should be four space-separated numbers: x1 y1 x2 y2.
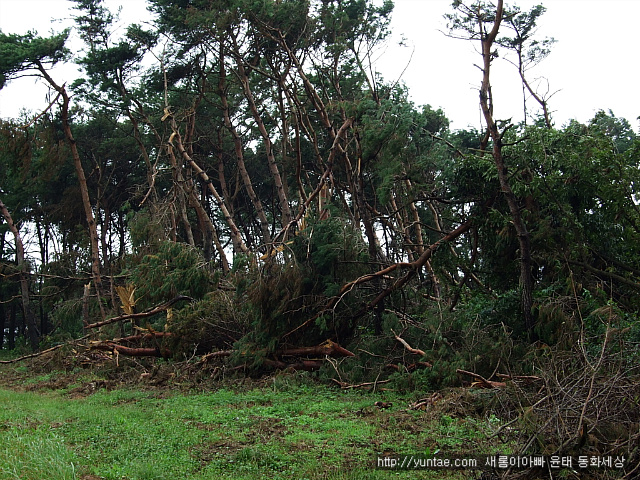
230 33 292 228
0 198 39 349
36 63 106 320
478 0 534 333
219 47 272 246
8 303 16 350
168 119 249 255
0 302 5 350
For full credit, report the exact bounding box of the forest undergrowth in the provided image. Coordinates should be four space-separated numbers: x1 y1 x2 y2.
1 310 638 480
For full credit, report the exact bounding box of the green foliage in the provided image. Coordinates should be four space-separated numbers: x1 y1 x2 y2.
0 0 638 396
299 215 369 297
232 215 371 364
127 207 169 251
0 30 70 89
130 241 212 308
168 289 249 358
244 260 306 349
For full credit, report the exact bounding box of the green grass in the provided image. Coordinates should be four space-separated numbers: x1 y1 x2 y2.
0 379 507 480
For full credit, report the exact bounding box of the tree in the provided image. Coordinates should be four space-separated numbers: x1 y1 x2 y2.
446 0 535 333
0 30 106 319
496 4 556 127
0 197 38 349
0 0 637 381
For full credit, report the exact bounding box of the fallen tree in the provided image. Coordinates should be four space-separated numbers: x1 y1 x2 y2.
87 337 355 372
90 342 171 358
284 219 474 339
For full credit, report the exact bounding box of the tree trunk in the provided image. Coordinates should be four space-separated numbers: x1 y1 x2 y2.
218 46 273 246
231 46 292 228
36 63 106 320
168 120 250 255
478 0 534 333
189 183 230 273
0 300 5 349
8 303 16 350
0 198 39 350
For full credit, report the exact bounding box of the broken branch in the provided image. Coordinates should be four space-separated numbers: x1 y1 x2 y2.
331 379 391 390
391 329 428 358
0 335 92 364
277 340 354 358
457 369 506 388
90 342 171 358
84 296 192 330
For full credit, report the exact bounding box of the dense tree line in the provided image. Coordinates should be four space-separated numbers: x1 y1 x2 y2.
0 0 638 379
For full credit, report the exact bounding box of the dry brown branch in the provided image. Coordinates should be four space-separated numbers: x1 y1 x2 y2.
84 295 192 330
495 373 543 384
90 342 171 358
20 90 62 129
391 329 428 358
200 350 234 363
0 335 88 364
198 341 354 371
456 369 506 388
331 378 391 390
503 339 640 478
277 340 355 358
113 332 173 344
408 392 442 411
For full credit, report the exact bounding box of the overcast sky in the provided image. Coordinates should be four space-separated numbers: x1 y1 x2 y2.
0 0 638 131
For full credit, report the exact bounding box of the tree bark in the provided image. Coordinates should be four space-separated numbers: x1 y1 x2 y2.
230 35 292 228
35 63 106 320
168 119 250 255
85 295 192 330
478 0 534 333
218 44 273 246
0 198 39 349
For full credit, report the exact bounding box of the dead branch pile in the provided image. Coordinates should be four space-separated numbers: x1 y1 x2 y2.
503 333 640 479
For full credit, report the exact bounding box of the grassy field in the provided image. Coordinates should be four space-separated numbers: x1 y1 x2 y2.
0 366 511 480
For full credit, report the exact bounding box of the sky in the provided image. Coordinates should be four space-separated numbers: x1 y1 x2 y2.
0 0 638 131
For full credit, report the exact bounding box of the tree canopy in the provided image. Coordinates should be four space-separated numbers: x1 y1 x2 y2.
0 1 638 387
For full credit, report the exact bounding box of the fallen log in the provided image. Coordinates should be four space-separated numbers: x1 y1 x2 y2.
199 340 354 371
277 340 354 358
90 342 171 358
456 369 506 389
84 295 192 330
